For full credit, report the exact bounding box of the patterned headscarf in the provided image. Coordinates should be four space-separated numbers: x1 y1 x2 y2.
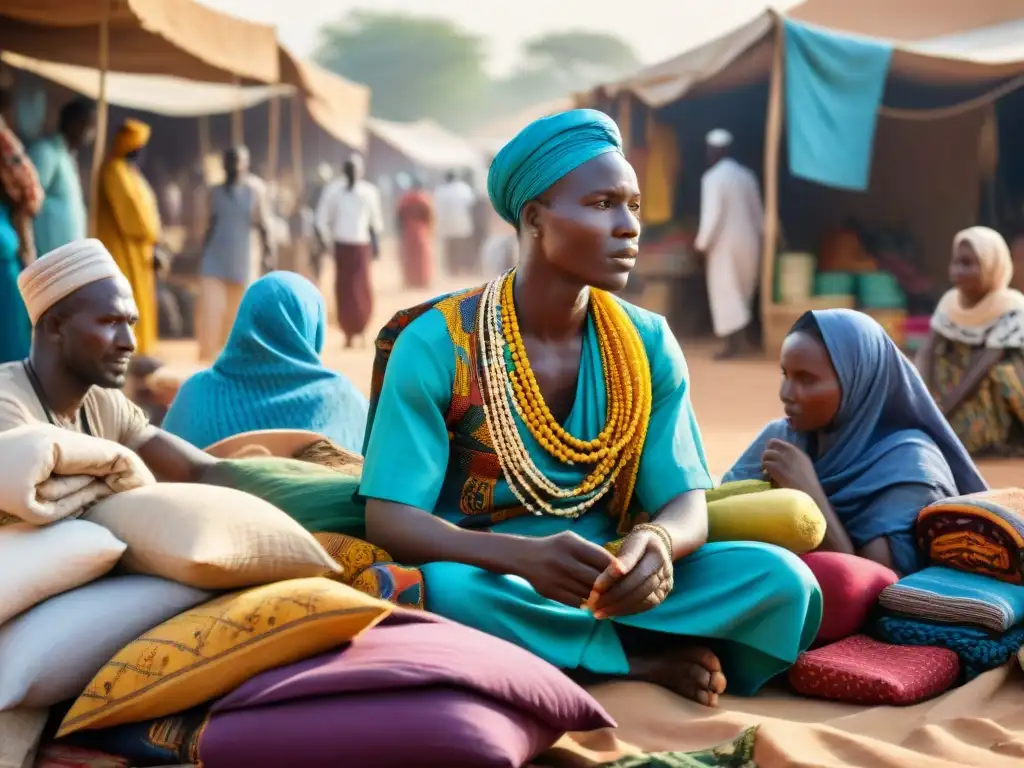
932 226 1024 342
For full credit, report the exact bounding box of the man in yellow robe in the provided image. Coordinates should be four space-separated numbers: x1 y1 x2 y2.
96 119 161 356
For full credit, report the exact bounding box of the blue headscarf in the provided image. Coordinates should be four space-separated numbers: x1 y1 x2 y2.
487 108 623 226
723 309 986 553
162 272 369 453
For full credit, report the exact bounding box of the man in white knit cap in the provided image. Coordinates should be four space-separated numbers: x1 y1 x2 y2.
1 238 216 481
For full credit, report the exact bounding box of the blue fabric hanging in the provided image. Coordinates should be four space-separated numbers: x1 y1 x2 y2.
784 19 893 191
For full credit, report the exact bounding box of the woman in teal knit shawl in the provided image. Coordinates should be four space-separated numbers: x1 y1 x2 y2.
163 272 369 452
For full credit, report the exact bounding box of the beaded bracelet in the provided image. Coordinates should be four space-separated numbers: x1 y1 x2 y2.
629 522 674 559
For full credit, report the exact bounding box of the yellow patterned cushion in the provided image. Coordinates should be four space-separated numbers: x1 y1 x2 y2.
57 577 391 737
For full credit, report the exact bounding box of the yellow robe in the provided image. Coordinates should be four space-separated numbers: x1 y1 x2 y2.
96 158 161 356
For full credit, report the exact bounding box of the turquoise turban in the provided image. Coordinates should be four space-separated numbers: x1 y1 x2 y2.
487 109 624 226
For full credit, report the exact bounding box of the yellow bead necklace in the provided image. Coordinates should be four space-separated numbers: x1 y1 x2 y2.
477 269 652 520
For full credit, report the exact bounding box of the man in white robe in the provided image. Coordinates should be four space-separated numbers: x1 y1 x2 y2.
695 129 764 359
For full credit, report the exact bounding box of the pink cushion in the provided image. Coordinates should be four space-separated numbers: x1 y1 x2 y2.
788 635 959 705
800 552 898 644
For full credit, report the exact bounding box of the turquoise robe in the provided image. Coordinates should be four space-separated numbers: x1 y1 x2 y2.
27 135 87 257
360 297 822 695
0 204 30 363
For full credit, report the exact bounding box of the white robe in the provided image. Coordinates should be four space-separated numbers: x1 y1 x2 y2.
695 157 764 337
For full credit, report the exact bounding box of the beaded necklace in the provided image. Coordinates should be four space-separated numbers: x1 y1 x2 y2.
477 269 652 523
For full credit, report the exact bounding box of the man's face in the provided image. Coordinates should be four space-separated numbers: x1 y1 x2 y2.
52 277 139 389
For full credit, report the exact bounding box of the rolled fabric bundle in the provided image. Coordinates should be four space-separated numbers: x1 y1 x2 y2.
0 423 154 525
916 488 1024 584
706 488 826 554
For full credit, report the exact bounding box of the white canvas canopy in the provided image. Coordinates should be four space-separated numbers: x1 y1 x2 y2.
368 118 481 171
3 51 293 117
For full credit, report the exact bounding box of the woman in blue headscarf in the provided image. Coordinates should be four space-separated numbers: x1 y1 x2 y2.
723 309 987 574
357 109 821 706
162 271 368 453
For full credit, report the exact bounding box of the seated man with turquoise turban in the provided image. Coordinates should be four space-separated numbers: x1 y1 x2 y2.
357 109 822 705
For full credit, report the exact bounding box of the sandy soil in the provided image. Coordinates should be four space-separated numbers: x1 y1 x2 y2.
156 251 1023 488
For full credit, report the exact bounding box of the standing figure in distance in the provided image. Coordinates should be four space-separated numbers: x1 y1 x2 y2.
695 129 764 360
315 154 383 349
196 146 273 362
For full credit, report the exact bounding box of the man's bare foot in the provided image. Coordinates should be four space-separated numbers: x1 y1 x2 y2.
629 645 727 707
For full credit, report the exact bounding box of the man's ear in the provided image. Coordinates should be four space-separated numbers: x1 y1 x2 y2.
36 310 64 341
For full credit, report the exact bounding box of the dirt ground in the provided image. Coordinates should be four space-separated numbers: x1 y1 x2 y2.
157 252 1023 488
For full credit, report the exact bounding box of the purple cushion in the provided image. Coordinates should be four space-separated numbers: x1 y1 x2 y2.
201 689 553 768
199 610 614 768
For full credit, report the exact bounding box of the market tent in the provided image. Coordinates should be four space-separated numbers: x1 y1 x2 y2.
1 52 291 117
583 11 1024 352
278 48 370 151
789 0 1024 41
368 118 482 172
593 10 1024 108
589 12 776 107
0 0 279 83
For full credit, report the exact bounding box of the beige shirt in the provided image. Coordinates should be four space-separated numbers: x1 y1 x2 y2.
0 361 151 449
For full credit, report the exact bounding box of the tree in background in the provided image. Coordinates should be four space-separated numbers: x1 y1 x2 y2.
313 14 640 131
491 31 641 118
525 31 640 83
313 11 489 129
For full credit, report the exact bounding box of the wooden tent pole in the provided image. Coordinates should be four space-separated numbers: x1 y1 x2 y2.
267 93 280 183
88 0 111 237
197 115 211 161
195 114 212 242
618 92 632 153
290 92 303 195
231 77 244 145
759 15 785 351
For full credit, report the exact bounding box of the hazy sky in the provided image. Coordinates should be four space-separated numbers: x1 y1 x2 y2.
198 0 801 73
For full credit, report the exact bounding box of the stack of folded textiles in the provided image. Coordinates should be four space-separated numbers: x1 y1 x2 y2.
874 565 1024 680
867 489 1024 680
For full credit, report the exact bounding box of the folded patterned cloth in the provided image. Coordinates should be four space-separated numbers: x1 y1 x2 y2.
874 614 1024 681
878 566 1024 632
917 488 1024 584
0 424 154 526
